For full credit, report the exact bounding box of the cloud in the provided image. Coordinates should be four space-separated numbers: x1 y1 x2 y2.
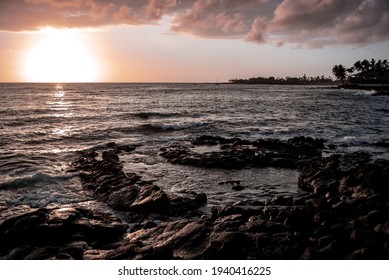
0 0 388 47
269 0 389 46
0 0 176 30
170 0 267 38
333 0 389 44
246 16 267 43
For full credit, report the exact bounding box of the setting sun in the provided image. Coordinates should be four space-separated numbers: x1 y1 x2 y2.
23 28 100 83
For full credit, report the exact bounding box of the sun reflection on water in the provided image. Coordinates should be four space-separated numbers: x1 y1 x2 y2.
49 85 74 117
54 84 65 97
52 127 71 136
50 85 74 139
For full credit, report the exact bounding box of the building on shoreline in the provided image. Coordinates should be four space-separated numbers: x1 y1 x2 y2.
347 69 389 89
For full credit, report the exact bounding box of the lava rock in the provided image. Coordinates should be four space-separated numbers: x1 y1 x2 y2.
0 207 128 259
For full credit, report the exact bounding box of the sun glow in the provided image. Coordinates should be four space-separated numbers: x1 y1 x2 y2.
23 28 100 82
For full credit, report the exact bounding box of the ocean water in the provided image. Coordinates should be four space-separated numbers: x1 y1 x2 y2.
1 83 388 219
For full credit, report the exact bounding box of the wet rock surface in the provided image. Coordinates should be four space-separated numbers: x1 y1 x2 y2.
1 136 389 259
0 207 127 260
159 135 324 169
72 143 207 219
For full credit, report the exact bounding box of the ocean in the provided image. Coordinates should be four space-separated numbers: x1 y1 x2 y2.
1 83 388 220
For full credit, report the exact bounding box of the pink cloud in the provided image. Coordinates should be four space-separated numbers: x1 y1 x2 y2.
145 0 177 20
0 0 388 47
171 0 266 38
246 16 267 43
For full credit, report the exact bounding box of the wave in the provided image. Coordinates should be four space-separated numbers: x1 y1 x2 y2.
0 139 7 147
0 172 78 190
139 122 204 132
350 89 377 96
0 152 47 176
335 135 373 147
377 108 389 113
3 116 73 127
133 112 181 119
341 136 358 144
0 159 39 172
19 120 206 145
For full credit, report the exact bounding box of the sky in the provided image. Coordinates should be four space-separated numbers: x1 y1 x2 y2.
0 0 388 83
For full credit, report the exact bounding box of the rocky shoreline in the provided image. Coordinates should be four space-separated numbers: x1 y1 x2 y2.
1 136 388 259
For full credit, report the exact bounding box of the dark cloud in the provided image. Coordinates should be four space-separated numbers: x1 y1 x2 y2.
0 0 388 47
333 0 389 44
269 0 389 46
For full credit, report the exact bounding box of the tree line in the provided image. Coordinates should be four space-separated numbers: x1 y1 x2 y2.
229 75 334 85
332 58 389 85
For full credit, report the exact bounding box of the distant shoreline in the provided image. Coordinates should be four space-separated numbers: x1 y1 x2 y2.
229 75 335 86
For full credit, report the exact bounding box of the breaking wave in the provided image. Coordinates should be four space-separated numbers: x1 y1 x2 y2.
133 112 181 119
0 172 78 190
139 122 205 132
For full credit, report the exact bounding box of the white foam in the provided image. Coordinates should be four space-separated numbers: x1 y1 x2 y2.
151 122 203 131
342 136 357 144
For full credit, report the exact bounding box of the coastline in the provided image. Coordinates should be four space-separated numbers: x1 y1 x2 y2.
339 84 389 96
1 135 388 260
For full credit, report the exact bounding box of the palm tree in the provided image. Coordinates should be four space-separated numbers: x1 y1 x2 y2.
374 59 389 86
353 60 363 72
370 58 376 70
346 67 355 75
361 59 370 71
332 64 347 85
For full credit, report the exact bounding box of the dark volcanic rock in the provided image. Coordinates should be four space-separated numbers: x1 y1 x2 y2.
4 138 388 260
79 144 389 259
130 186 170 213
0 207 127 259
159 135 324 169
73 142 207 218
299 152 389 198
